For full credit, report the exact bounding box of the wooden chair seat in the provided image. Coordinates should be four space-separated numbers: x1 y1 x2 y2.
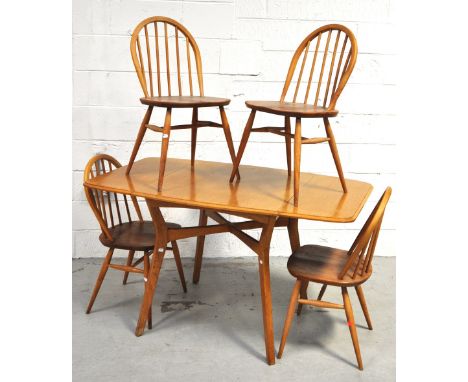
99 221 181 251
287 244 372 287
245 100 338 118
140 96 230 108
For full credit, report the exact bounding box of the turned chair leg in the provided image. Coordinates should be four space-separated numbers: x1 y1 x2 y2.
86 248 114 314
144 252 153 330
324 117 347 193
229 110 256 182
293 117 302 206
355 285 373 330
220 106 240 179
191 108 198 168
342 287 363 370
285 117 292 176
296 280 309 316
126 106 153 175
157 108 172 192
171 240 187 293
278 280 301 358
317 284 327 301
122 250 135 285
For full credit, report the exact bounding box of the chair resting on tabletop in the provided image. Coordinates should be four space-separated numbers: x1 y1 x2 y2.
230 24 358 206
126 16 239 192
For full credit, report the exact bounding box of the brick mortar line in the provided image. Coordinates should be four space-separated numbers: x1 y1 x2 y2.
71 105 398 116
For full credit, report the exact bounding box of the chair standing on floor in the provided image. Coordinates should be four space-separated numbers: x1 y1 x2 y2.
83 154 187 328
126 16 239 191
229 24 357 205
277 187 392 370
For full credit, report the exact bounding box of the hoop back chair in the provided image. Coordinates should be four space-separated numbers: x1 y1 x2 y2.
126 16 239 191
83 154 187 328
277 187 392 370
229 24 357 206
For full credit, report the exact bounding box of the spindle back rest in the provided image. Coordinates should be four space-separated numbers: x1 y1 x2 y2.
130 16 204 98
83 154 144 241
339 187 392 280
280 24 357 110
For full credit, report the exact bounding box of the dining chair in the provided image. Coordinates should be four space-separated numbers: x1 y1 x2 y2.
126 16 239 191
83 154 187 328
229 24 357 206
277 187 392 370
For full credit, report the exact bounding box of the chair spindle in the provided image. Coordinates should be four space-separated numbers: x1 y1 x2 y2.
144 25 153 97
314 30 332 106
154 22 162 97
164 22 171 96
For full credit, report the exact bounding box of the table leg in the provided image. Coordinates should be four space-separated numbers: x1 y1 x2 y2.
135 201 168 337
287 218 300 252
192 209 207 284
257 216 277 365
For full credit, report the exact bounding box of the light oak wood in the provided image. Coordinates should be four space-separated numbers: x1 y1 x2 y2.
278 187 391 370
229 110 256 182
297 298 343 309
84 157 373 366
220 106 240 179
125 106 154 177
256 216 277 365
230 24 358 204
171 240 187 293
287 218 300 252
83 154 187 317
126 16 237 187
324 117 347 193
86 248 114 315
143 251 152 329
343 287 363 370
109 263 144 274
157 108 172 192
355 284 372 330
293 117 302 206
191 108 198 167
192 209 207 284
86 157 373 222
135 204 167 337
284 117 292 175
278 280 301 359
140 96 229 108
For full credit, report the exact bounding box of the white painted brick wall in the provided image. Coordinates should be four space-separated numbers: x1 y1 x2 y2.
73 0 396 258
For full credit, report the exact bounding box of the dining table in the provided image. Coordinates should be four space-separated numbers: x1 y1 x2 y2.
84 157 373 365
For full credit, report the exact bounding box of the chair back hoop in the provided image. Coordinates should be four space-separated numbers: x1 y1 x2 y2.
130 16 204 98
280 24 357 110
83 154 144 241
339 187 392 280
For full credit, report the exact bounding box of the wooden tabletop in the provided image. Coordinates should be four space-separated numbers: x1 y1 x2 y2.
84 158 373 222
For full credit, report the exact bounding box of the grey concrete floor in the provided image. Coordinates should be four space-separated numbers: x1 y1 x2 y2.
73 257 395 381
